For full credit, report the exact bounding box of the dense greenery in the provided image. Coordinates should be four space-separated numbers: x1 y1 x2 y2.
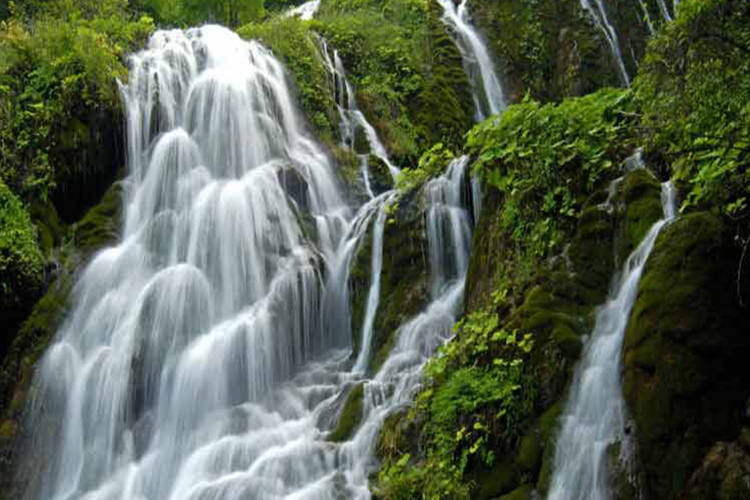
376 307 535 499
135 0 264 27
0 1 152 203
635 0 750 221
466 88 637 294
376 2 750 498
0 0 747 498
0 181 43 340
313 0 473 160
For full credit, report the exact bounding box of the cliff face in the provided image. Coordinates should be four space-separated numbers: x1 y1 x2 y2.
1 0 748 498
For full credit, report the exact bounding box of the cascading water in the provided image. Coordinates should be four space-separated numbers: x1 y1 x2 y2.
285 0 321 21
17 18 482 500
580 0 631 86
335 155 476 497
19 25 369 500
318 38 400 182
436 0 506 120
547 180 677 500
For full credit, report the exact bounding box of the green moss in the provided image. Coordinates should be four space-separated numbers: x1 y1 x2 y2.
615 168 663 257
516 426 542 473
536 403 563 493
470 0 629 101
29 200 63 254
623 212 750 498
0 419 15 440
316 0 473 159
329 383 364 442
368 189 428 375
72 180 122 255
467 458 518 499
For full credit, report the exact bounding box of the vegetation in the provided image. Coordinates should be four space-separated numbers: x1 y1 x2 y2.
465 88 637 299
313 0 473 160
376 308 536 499
0 181 43 346
395 142 455 192
635 0 750 221
377 2 750 498
0 1 152 205
0 0 748 498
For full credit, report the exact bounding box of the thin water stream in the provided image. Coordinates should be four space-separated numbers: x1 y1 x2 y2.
548 180 677 499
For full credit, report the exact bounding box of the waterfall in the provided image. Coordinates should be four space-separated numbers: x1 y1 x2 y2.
579 0 631 86
436 0 506 120
19 25 376 500
318 38 400 181
285 0 321 21
547 180 677 500
17 20 482 499
352 193 394 374
656 0 673 21
335 155 476 497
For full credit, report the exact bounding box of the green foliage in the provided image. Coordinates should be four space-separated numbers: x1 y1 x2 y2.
467 88 636 259
0 180 43 316
395 142 454 192
635 0 750 220
132 0 264 26
470 0 625 101
377 303 535 499
0 6 154 202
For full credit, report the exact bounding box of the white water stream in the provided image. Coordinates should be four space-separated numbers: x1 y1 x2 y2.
547 180 676 499
436 0 506 120
18 19 483 500
318 38 400 182
285 0 321 21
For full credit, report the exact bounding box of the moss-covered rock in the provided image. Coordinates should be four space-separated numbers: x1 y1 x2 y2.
614 168 663 259
368 188 429 375
0 270 72 497
470 0 615 102
498 484 533 500
470 0 661 102
72 180 123 255
459 163 666 497
623 212 750 499
329 383 365 442
466 458 518 499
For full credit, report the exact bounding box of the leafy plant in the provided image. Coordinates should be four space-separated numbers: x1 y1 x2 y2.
635 0 750 220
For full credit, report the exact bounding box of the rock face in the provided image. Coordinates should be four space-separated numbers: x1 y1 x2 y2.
623 212 750 499
684 429 750 500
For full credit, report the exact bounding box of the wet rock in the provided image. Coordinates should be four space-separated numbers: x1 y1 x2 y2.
623 212 750 498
